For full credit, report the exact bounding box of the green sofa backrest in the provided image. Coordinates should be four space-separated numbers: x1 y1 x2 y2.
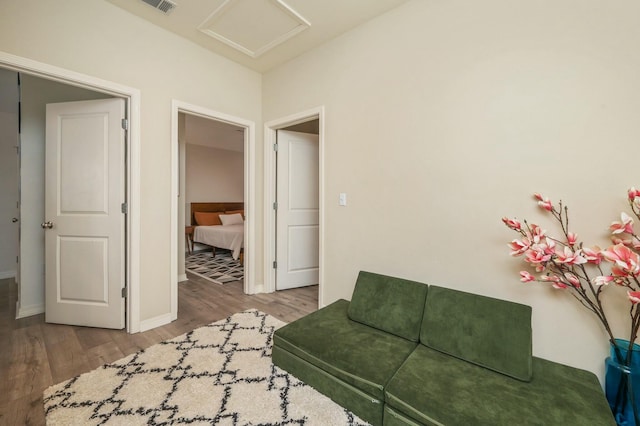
348 271 428 342
421 285 533 382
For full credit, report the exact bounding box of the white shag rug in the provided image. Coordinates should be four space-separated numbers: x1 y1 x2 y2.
43 310 370 425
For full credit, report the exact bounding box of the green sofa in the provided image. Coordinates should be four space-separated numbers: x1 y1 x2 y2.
272 271 615 426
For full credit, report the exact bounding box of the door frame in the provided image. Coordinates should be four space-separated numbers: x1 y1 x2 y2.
170 100 256 316
264 106 324 307
0 51 142 333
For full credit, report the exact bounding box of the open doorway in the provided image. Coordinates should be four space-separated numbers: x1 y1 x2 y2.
275 123 320 291
180 113 245 279
0 52 141 332
170 101 256 320
264 107 324 308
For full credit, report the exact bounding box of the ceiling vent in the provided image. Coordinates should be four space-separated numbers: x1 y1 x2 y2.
140 0 177 14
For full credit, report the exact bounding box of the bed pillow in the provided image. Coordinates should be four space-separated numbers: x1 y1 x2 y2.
225 209 245 218
219 213 244 226
194 211 222 226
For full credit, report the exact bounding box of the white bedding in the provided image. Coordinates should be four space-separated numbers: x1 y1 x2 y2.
193 224 244 260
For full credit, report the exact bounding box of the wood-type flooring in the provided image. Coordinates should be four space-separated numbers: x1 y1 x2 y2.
0 274 318 425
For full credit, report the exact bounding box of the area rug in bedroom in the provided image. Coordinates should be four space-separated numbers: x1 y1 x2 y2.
43 310 369 426
185 249 244 285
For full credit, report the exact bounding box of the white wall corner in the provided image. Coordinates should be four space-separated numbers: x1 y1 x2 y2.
178 273 188 283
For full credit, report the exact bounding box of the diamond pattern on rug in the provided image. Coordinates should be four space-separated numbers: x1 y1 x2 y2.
185 249 243 285
43 310 370 426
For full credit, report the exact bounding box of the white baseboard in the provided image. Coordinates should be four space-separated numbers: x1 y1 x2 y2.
139 312 173 332
178 274 188 282
250 283 265 294
16 301 44 319
0 270 16 280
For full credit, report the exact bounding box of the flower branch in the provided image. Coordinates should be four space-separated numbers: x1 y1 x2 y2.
503 188 640 366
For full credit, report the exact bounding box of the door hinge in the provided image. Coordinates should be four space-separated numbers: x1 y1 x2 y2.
273 261 277 269
121 202 128 214
121 118 128 130
273 202 278 210
121 287 127 298
273 143 278 152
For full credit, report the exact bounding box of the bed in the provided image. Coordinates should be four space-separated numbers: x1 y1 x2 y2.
190 202 245 261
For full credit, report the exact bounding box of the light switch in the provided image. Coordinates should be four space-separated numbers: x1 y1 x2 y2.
339 193 347 206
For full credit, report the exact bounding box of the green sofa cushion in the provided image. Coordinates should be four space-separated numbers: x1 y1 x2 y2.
273 299 417 400
347 271 428 342
272 346 385 426
385 345 615 426
421 285 533 381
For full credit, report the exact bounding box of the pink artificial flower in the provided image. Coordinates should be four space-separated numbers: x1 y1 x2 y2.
567 232 578 246
538 199 553 212
582 246 603 265
564 272 581 288
541 274 567 289
502 217 522 231
509 239 530 256
602 244 640 277
610 212 634 235
593 275 614 286
611 237 640 251
539 238 556 256
628 187 640 201
528 224 547 244
628 290 640 304
520 271 535 282
540 274 559 282
555 246 587 265
533 193 553 211
524 247 552 264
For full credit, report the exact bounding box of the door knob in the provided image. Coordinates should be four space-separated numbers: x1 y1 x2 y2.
12 217 18 223
41 221 53 229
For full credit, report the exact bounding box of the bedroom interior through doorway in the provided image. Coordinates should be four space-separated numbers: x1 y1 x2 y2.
171 100 256 322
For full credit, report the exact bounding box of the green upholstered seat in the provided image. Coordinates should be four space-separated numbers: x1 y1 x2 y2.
348 271 429 342
385 345 616 426
421 285 533 381
273 299 417 400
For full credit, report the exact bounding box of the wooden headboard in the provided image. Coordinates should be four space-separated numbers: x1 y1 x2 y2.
190 202 244 226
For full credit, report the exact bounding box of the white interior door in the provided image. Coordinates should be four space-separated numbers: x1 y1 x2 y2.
276 130 319 290
44 98 125 329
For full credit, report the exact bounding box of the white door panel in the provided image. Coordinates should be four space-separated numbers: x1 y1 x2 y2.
276 130 319 290
45 98 125 328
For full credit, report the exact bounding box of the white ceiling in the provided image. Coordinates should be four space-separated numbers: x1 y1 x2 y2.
106 0 409 73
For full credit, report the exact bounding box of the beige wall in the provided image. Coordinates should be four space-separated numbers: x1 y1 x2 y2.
0 0 262 323
263 0 640 379
185 145 244 226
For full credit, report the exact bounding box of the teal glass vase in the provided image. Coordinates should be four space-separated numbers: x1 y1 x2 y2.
605 339 640 426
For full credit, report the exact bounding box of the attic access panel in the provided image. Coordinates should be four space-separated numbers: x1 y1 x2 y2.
198 0 310 58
